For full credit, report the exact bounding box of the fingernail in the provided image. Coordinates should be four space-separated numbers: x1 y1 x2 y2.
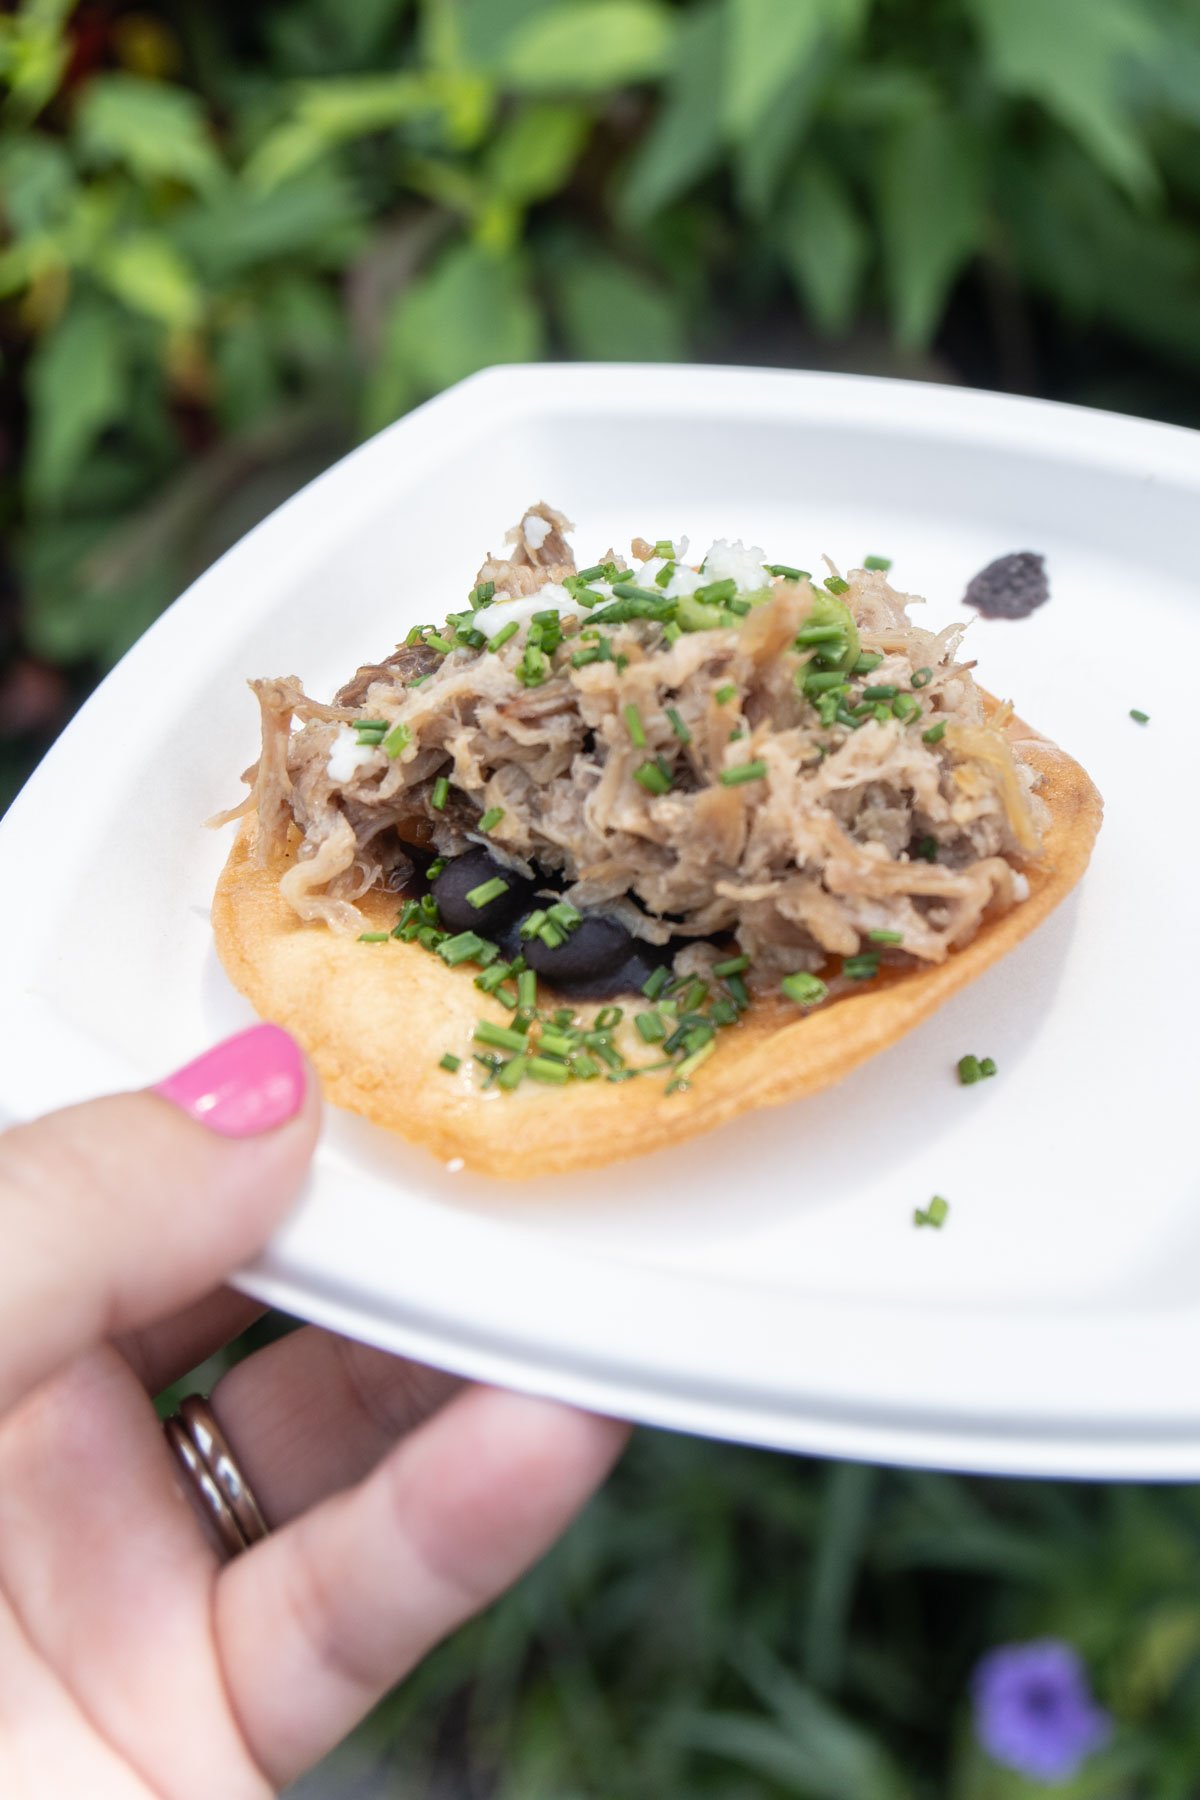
155 1024 306 1138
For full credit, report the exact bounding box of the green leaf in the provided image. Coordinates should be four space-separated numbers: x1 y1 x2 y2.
74 74 224 192
244 73 440 189
499 1 675 93
553 251 687 360
171 169 366 281
779 159 869 332
95 234 202 329
486 104 590 204
25 298 127 505
877 110 983 347
373 241 543 426
966 0 1160 199
733 36 830 216
619 0 724 224
0 133 74 236
723 0 826 142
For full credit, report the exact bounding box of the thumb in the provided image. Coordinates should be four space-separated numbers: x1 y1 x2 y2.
0 1024 318 1416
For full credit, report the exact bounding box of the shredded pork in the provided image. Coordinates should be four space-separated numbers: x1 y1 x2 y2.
225 503 1044 985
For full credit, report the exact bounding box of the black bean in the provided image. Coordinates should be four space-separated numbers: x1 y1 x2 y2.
432 848 535 935
521 913 632 984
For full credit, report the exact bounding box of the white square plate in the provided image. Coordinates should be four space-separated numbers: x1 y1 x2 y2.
2 365 1195 1478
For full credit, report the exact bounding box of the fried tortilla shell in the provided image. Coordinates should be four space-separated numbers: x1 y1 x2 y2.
211 718 1101 1178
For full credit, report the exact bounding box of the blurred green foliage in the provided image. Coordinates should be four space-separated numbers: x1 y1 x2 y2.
4 0 1200 697
292 1429 1200 1798
5 6 1200 1792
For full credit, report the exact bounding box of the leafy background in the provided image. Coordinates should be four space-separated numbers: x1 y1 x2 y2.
5 1 1200 1794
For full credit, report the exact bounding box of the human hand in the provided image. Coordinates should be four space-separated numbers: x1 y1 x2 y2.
0 1024 628 1796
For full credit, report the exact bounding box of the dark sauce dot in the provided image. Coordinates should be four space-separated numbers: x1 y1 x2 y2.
963 551 1049 620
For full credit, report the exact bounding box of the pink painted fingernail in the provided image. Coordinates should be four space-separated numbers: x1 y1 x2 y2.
155 1025 306 1138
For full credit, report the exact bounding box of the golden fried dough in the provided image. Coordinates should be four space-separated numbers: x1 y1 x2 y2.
212 714 1102 1178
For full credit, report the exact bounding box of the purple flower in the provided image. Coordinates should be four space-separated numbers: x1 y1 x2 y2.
972 1640 1111 1784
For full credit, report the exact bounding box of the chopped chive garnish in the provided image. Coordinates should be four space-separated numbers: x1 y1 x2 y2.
595 1006 623 1029
528 1056 571 1084
426 857 446 879
852 652 883 675
781 971 828 1007
475 963 511 994
715 683 737 705
547 900 582 934
517 645 547 687
611 581 667 604
725 972 751 1010
383 721 412 757
824 575 849 594
914 1195 949 1229
353 718 387 730
795 623 846 646
355 728 386 745
764 563 810 580
868 929 903 944
864 554 892 572
495 1054 526 1089
438 930 490 965
431 776 449 810
635 1011 666 1043
655 562 675 588
405 624 428 646
911 667 933 689
922 720 946 744
466 877 509 910
694 577 736 606
712 954 749 977
357 931 391 943
519 910 547 940
470 579 495 608
667 706 691 743
624 702 647 747
653 539 674 558
673 1037 717 1082
439 1053 461 1073
913 836 938 862
642 965 671 1000
576 563 605 583
517 969 537 1010
892 694 921 723
803 669 850 695
537 920 564 949
842 952 880 980
710 997 738 1026
569 1051 601 1079
1130 708 1150 724
425 633 454 654
958 1054 982 1085
487 620 519 653
477 806 505 833
719 759 767 786
862 684 897 701
538 1029 578 1059
979 1056 997 1078
474 1020 528 1053
635 758 673 795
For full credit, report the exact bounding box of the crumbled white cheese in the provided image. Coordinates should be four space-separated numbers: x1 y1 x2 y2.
663 564 703 598
523 513 551 550
701 538 769 594
673 535 690 561
481 585 590 637
1012 872 1030 902
326 725 378 782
